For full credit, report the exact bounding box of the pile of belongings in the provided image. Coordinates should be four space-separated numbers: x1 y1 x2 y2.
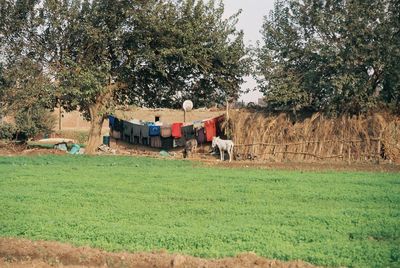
28 138 84 154
98 144 116 154
108 115 225 149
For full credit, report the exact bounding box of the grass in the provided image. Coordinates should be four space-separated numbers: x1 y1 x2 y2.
0 155 399 267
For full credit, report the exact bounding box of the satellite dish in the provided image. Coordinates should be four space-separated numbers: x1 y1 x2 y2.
182 100 193 112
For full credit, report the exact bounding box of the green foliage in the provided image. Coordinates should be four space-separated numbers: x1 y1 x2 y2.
124 0 250 108
0 122 17 140
256 0 400 115
14 107 55 139
1 0 248 149
0 155 399 267
0 58 56 139
54 130 89 144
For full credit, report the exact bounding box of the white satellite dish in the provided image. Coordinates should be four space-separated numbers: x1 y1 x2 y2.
182 100 193 112
182 100 193 122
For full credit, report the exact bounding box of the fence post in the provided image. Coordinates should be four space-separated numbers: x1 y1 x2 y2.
348 142 352 165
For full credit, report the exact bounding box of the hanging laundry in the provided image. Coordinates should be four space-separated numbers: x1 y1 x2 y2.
161 137 174 150
149 125 161 136
140 125 149 145
131 123 142 144
108 115 115 129
171 123 183 138
111 130 121 139
193 120 203 130
173 136 186 147
161 125 172 138
119 119 124 137
181 124 195 139
196 128 206 144
122 121 133 142
204 118 216 142
114 118 122 131
150 136 162 148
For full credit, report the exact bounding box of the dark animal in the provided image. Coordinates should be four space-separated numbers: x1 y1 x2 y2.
183 138 197 158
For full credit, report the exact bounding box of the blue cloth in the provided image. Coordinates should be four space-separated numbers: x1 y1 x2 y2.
69 144 80 154
149 125 161 136
109 115 115 128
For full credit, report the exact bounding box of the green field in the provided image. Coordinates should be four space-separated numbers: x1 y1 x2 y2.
0 155 399 267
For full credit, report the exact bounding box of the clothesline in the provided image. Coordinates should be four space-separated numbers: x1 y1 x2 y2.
108 115 225 149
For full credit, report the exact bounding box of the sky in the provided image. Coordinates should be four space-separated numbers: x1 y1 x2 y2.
222 0 275 103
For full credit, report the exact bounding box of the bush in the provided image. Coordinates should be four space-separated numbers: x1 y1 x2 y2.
15 107 56 140
0 122 17 140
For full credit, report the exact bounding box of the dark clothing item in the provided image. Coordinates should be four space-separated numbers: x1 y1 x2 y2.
149 125 161 136
114 118 122 131
119 119 124 136
196 128 206 144
125 123 140 144
140 125 149 145
216 115 225 138
181 125 195 139
161 137 174 150
140 125 149 139
122 121 133 142
150 136 162 148
132 123 141 139
108 115 115 129
174 136 186 147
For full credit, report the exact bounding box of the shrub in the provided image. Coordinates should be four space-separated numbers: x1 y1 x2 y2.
0 122 17 140
15 107 56 140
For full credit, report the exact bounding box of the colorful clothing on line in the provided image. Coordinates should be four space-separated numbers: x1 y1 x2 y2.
204 119 216 142
161 125 172 138
171 123 183 138
150 136 162 148
149 125 161 136
181 124 195 139
196 128 206 144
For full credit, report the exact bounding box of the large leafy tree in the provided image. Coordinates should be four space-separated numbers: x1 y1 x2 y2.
0 0 56 138
256 0 400 115
124 0 250 108
1 0 248 153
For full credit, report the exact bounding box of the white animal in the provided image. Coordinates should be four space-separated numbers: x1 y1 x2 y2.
212 137 234 162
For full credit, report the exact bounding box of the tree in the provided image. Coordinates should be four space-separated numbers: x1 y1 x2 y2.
256 0 400 115
0 0 57 139
1 0 248 152
124 0 250 108
50 0 249 153
0 58 56 139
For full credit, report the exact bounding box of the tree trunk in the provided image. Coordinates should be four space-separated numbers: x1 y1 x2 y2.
84 82 126 154
86 106 106 154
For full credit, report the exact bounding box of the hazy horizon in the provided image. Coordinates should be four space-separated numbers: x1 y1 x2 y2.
223 0 274 103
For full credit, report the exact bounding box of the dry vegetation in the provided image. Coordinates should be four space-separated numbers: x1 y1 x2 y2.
228 110 400 164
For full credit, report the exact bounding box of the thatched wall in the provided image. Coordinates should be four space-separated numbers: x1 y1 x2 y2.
228 110 400 164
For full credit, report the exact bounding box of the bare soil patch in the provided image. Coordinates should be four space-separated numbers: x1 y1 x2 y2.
0 238 317 268
1 140 399 172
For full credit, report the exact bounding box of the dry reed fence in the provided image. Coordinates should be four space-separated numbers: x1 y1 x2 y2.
227 110 400 164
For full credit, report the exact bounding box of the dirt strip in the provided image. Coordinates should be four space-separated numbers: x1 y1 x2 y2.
0 238 318 268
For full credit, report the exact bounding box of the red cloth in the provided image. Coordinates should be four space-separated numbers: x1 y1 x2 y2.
171 123 183 138
204 119 216 142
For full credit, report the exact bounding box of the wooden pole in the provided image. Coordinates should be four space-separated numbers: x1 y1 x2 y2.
58 100 62 131
225 98 230 138
226 98 229 121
